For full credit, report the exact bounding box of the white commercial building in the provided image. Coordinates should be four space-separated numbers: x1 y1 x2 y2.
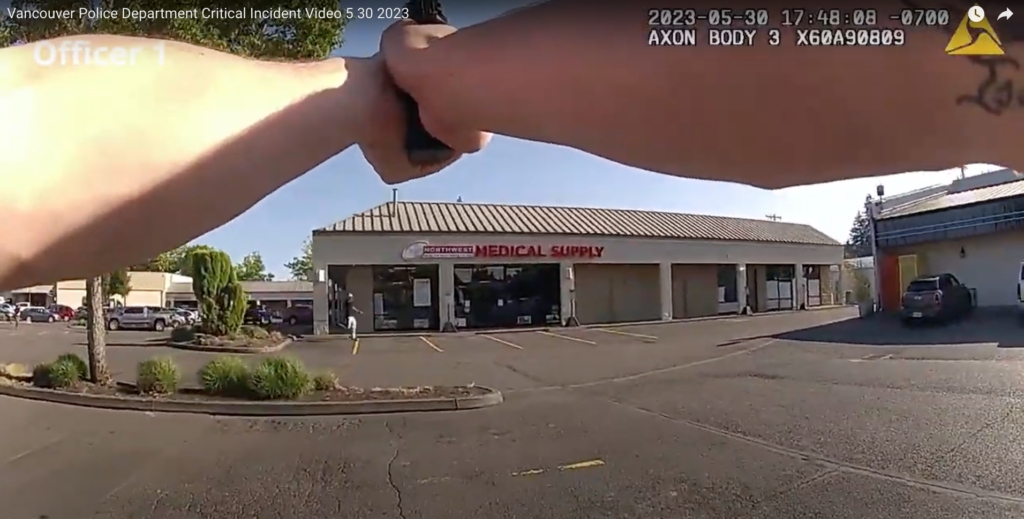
310 201 843 335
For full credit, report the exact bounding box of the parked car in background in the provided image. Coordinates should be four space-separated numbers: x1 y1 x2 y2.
901 273 973 324
245 305 273 326
172 308 198 325
282 305 313 326
107 306 178 331
47 304 75 321
19 307 60 323
153 308 188 328
1 304 16 320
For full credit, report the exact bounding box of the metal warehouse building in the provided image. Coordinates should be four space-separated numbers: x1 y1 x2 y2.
310 201 844 335
872 168 1024 310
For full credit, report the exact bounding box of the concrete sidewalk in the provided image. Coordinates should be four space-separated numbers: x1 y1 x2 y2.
306 304 850 340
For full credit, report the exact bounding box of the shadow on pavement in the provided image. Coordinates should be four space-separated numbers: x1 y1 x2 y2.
73 336 168 347
773 309 1024 347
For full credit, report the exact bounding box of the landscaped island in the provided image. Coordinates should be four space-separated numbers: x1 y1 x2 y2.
1 353 484 404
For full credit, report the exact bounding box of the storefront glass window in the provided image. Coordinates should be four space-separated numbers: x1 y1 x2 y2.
716 265 738 303
766 265 796 280
453 263 560 328
371 265 439 331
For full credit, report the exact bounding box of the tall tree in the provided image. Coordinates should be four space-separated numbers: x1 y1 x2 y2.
173 245 217 277
102 268 132 305
284 239 313 281
128 250 179 273
84 277 111 384
845 195 875 259
5 0 346 383
235 252 275 282
130 244 218 275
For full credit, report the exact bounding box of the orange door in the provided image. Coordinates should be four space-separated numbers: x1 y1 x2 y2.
880 254 902 311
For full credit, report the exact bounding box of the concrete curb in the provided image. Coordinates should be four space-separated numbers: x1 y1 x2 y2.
166 338 292 354
0 382 503 416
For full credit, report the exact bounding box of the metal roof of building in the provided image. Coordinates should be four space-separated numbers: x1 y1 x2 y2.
317 202 839 246
879 178 1024 219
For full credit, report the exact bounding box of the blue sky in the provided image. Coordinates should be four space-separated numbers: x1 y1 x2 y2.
196 9 1003 279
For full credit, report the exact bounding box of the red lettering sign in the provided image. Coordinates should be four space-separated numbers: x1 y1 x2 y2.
472 245 605 259
413 242 606 260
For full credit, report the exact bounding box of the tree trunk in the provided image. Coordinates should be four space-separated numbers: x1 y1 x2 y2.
85 276 111 385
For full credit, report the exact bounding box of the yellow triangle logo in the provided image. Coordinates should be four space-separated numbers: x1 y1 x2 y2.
946 6 1004 55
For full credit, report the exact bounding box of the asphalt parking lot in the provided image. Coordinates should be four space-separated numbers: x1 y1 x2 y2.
5 307 1024 518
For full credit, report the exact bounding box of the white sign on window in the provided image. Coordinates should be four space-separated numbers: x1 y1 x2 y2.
413 279 432 308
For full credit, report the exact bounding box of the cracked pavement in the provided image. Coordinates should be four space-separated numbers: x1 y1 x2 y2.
5 308 1024 517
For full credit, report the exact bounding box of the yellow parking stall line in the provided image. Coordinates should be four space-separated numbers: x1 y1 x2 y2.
480 334 524 350
511 458 605 477
558 459 605 471
593 328 658 341
351 339 360 355
537 330 596 345
511 468 545 477
420 336 444 353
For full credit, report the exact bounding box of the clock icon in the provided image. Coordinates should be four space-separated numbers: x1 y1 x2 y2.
968 5 985 22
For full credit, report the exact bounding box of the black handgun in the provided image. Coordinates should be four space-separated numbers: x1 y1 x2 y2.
400 0 455 166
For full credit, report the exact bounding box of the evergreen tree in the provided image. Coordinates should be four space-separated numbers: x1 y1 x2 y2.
845 195 875 259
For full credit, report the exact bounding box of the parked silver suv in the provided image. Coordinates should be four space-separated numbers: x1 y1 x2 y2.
107 306 181 331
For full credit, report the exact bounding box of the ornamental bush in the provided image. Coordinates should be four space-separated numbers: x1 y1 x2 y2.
136 357 180 395
248 356 311 400
199 356 251 397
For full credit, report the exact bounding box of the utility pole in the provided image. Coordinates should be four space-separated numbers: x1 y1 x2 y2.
765 214 781 222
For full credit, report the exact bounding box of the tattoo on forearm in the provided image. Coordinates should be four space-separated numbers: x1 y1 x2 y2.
901 0 1024 115
956 57 1021 114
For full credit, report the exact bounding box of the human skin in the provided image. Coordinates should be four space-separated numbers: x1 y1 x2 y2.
0 35 487 289
3 0 1021 288
382 0 1024 189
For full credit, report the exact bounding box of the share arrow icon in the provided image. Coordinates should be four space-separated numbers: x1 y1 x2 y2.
998 8 1013 20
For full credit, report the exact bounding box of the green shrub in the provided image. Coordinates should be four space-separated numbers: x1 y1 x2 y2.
169 326 196 343
136 357 180 395
191 250 247 336
36 358 81 389
237 325 270 340
248 356 311 400
199 356 250 396
312 371 338 391
32 363 51 388
54 353 88 380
